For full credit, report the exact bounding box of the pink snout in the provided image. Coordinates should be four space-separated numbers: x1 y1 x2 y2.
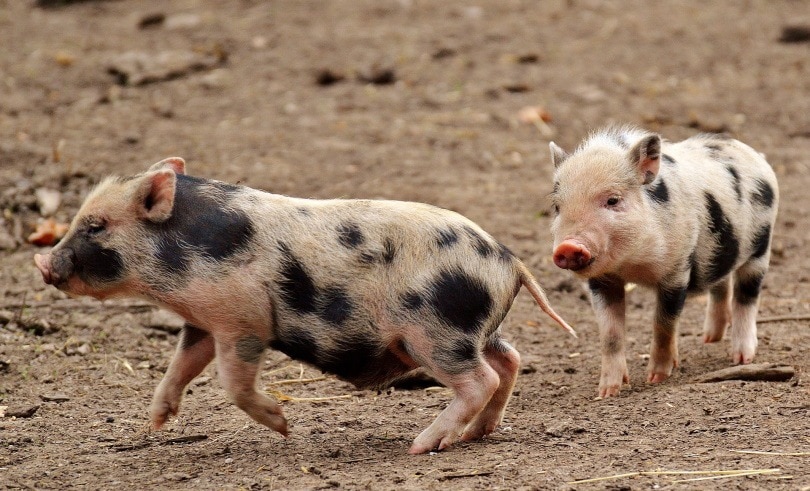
34 253 55 285
553 240 593 271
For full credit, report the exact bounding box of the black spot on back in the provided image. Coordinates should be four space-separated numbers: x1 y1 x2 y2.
464 225 494 258
180 324 209 350
337 222 365 248
318 287 354 326
497 242 514 262
358 237 397 265
426 268 493 333
381 238 396 263
645 179 669 204
278 244 318 315
704 192 740 284
751 179 775 208
750 224 771 259
662 154 676 165
705 143 724 159
726 165 742 201
150 174 253 274
436 228 459 248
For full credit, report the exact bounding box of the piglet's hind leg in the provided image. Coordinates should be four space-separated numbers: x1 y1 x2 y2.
409 361 499 454
460 339 520 442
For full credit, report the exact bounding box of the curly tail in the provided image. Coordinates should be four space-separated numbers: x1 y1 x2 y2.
517 263 577 338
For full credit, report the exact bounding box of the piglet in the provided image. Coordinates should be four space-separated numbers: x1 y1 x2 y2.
548 127 778 397
34 158 575 454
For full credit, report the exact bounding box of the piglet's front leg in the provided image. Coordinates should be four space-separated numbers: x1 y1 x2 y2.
151 323 215 429
588 277 629 398
648 283 687 383
215 332 288 436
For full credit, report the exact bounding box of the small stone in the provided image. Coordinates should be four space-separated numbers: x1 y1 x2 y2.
5 404 40 418
162 472 192 482
137 12 165 29
358 66 396 85
41 393 70 402
779 25 810 43
315 69 345 86
106 416 115 423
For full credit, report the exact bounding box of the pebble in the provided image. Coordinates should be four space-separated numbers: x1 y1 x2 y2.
6 404 40 418
41 393 70 402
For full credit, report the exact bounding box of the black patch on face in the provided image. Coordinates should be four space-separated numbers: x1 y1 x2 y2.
645 179 669 204
588 276 624 305
735 272 764 305
725 165 742 201
150 174 254 274
464 225 494 258
180 324 209 350
751 179 775 208
235 334 265 364
270 330 320 367
318 287 354 326
62 223 125 284
337 222 365 248
704 192 740 284
426 269 492 333
436 228 459 248
750 224 771 259
657 285 687 322
662 154 676 165
277 244 318 315
402 291 423 310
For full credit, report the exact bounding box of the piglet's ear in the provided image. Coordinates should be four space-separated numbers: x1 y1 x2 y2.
628 134 661 185
135 170 177 223
549 142 569 168
148 157 186 175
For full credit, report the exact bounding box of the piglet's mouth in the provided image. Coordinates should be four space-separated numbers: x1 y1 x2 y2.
568 257 596 272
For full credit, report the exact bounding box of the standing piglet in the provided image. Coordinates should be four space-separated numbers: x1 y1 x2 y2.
34 158 575 454
548 126 778 397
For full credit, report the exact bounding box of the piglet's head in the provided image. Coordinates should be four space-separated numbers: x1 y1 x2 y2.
34 157 186 299
548 132 661 278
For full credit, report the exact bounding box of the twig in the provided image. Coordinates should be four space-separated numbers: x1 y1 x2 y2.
13 291 27 324
758 314 810 323
162 435 208 445
568 472 640 484
439 470 494 481
266 376 327 386
731 450 810 456
671 469 780 483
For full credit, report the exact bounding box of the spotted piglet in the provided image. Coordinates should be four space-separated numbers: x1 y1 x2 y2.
548 127 778 397
34 158 575 454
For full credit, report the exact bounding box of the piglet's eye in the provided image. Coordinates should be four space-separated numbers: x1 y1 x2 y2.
86 223 106 236
606 196 621 207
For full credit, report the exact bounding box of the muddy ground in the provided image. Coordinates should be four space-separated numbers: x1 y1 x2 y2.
1 1 809 489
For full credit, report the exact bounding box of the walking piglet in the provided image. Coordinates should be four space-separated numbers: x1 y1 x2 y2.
548 127 778 397
34 158 575 453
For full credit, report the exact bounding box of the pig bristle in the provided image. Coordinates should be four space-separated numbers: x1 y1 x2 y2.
580 125 653 153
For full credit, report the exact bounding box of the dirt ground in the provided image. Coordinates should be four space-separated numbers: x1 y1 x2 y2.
1 1 809 489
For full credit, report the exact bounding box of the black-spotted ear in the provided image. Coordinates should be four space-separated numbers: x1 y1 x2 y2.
148 157 186 175
628 134 661 185
549 142 569 168
134 169 177 223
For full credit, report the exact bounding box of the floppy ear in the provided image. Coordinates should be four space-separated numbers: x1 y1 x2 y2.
627 134 661 185
549 142 569 168
134 169 177 223
148 157 186 175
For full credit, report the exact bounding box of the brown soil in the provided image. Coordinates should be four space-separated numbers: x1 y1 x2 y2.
1 1 809 489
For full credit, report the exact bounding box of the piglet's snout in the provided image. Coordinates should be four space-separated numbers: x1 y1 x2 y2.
553 240 592 271
35 249 75 286
34 253 55 284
